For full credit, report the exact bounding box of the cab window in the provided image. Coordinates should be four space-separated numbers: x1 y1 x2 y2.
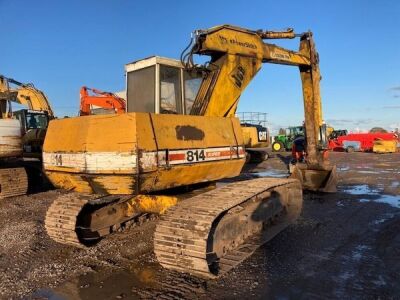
183 70 202 114
160 65 182 114
26 113 48 129
127 66 155 113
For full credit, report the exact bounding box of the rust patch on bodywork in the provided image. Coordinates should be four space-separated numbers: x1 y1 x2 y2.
175 125 205 141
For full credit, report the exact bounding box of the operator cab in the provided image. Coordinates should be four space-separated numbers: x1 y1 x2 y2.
14 109 50 132
287 126 304 138
125 56 202 115
14 109 51 157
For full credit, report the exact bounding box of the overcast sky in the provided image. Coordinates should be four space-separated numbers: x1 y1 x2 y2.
1 0 399 134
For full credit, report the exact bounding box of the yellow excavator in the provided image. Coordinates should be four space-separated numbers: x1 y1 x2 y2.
0 75 54 198
43 25 336 278
238 112 270 162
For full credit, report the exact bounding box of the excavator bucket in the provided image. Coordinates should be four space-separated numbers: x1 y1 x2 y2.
289 163 337 193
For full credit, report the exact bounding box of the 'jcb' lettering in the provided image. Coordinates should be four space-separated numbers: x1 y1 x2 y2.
231 65 246 88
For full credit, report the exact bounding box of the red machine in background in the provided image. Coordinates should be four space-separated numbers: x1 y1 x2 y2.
79 86 126 116
329 132 399 152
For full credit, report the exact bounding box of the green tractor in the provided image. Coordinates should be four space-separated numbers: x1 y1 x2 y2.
272 126 304 152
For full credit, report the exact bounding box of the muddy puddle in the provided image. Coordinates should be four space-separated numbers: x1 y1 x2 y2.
250 169 289 178
341 184 400 208
32 264 161 300
337 166 350 172
337 164 398 174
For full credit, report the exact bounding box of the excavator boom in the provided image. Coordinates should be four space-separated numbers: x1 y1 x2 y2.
0 75 54 117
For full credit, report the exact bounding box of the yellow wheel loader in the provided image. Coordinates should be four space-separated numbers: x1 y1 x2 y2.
43 25 337 278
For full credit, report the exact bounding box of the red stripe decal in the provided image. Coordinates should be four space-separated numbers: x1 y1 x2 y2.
168 153 186 161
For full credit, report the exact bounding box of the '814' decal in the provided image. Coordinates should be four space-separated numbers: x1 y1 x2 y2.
186 149 205 162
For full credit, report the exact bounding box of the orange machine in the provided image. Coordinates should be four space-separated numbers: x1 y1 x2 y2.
79 86 126 116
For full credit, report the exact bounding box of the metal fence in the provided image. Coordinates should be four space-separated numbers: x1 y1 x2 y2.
236 112 268 127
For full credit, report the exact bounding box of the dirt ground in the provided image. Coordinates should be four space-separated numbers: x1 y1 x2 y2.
0 152 399 299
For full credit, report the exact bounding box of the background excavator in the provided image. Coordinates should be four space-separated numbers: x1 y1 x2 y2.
79 86 125 116
0 75 54 198
237 112 270 162
43 25 337 278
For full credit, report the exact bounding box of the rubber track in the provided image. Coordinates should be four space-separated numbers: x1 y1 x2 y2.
154 177 300 278
0 168 28 199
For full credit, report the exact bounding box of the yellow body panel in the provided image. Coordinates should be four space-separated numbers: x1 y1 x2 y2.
44 114 138 153
146 159 245 191
126 195 178 215
201 55 262 117
43 112 245 194
241 127 269 148
151 114 242 148
373 140 398 153
44 173 136 194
